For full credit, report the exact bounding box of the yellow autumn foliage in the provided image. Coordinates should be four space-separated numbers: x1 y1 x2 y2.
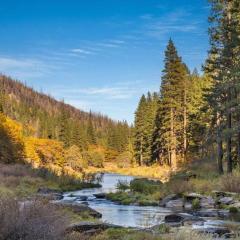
25 137 65 169
0 112 25 163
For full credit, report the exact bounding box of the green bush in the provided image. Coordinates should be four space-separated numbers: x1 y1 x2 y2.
116 180 130 192
229 206 239 214
192 199 201 210
130 178 161 194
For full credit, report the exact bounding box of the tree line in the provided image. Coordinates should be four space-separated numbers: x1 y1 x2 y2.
134 0 240 173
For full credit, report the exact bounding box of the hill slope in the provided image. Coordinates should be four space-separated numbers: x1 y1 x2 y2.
0 75 131 157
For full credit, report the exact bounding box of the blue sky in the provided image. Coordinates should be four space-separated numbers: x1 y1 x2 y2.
0 0 210 123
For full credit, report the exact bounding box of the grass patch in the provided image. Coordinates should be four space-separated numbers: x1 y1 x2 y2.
0 163 100 198
93 228 163 240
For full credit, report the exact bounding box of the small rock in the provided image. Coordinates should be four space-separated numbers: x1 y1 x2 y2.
93 193 106 199
76 196 88 201
184 202 192 210
218 210 230 218
229 202 240 208
197 227 230 236
159 194 179 207
218 197 234 205
195 209 219 218
212 191 237 198
184 193 204 202
165 199 184 209
200 197 215 208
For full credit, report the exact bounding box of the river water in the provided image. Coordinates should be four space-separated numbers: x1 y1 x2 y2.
63 173 240 231
63 173 172 228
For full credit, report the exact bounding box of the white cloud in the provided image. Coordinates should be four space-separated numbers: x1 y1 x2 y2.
140 9 203 39
97 43 120 48
70 48 94 55
0 56 52 80
55 80 158 101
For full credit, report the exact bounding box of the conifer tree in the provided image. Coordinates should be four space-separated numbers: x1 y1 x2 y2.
153 39 188 170
206 0 240 173
134 95 147 165
87 112 97 145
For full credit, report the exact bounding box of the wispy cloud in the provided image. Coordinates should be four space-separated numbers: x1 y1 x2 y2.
0 56 54 80
55 80 158 101
139 9 204 39
70 48 95 55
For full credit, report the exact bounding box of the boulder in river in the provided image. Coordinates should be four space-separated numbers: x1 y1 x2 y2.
195 209 219 218
184 193 204 202
54 201 102 218
165 213 204 227
94 193 106 199
200 197 215 208
197 227 230 237
218 197 234 205
165 214 184 223
165 199 184 209
159 194 180 207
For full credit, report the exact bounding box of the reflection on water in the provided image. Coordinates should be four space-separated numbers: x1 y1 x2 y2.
63 173 172 228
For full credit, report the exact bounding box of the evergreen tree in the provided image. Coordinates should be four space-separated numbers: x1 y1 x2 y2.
206 0 240 173
87 112 97 145
153 39 188 170
134 95 147 165
58 104 69 147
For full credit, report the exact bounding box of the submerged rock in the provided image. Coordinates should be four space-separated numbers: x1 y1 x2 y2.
94 193 106 199
165 214 184 223
195 209 219 218
197 227 230 236
164 213 205 228
195 209 229 218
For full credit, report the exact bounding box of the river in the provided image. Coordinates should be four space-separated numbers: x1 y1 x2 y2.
63 173 240 231
63 173 172 228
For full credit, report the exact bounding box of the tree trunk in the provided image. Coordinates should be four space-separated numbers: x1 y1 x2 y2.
170 108 177 170
237 128 240 165
226 112 232 173
216 112 224 174
226 0 233 174
183 89 187 162
139 136 143 166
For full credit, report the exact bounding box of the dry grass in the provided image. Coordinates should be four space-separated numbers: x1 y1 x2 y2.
86 163 171 182
220 171 240 193
0 196 69 240
0 164 59 197
163 230 214 240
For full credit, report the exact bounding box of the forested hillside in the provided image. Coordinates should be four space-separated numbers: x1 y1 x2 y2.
0 75 132 174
